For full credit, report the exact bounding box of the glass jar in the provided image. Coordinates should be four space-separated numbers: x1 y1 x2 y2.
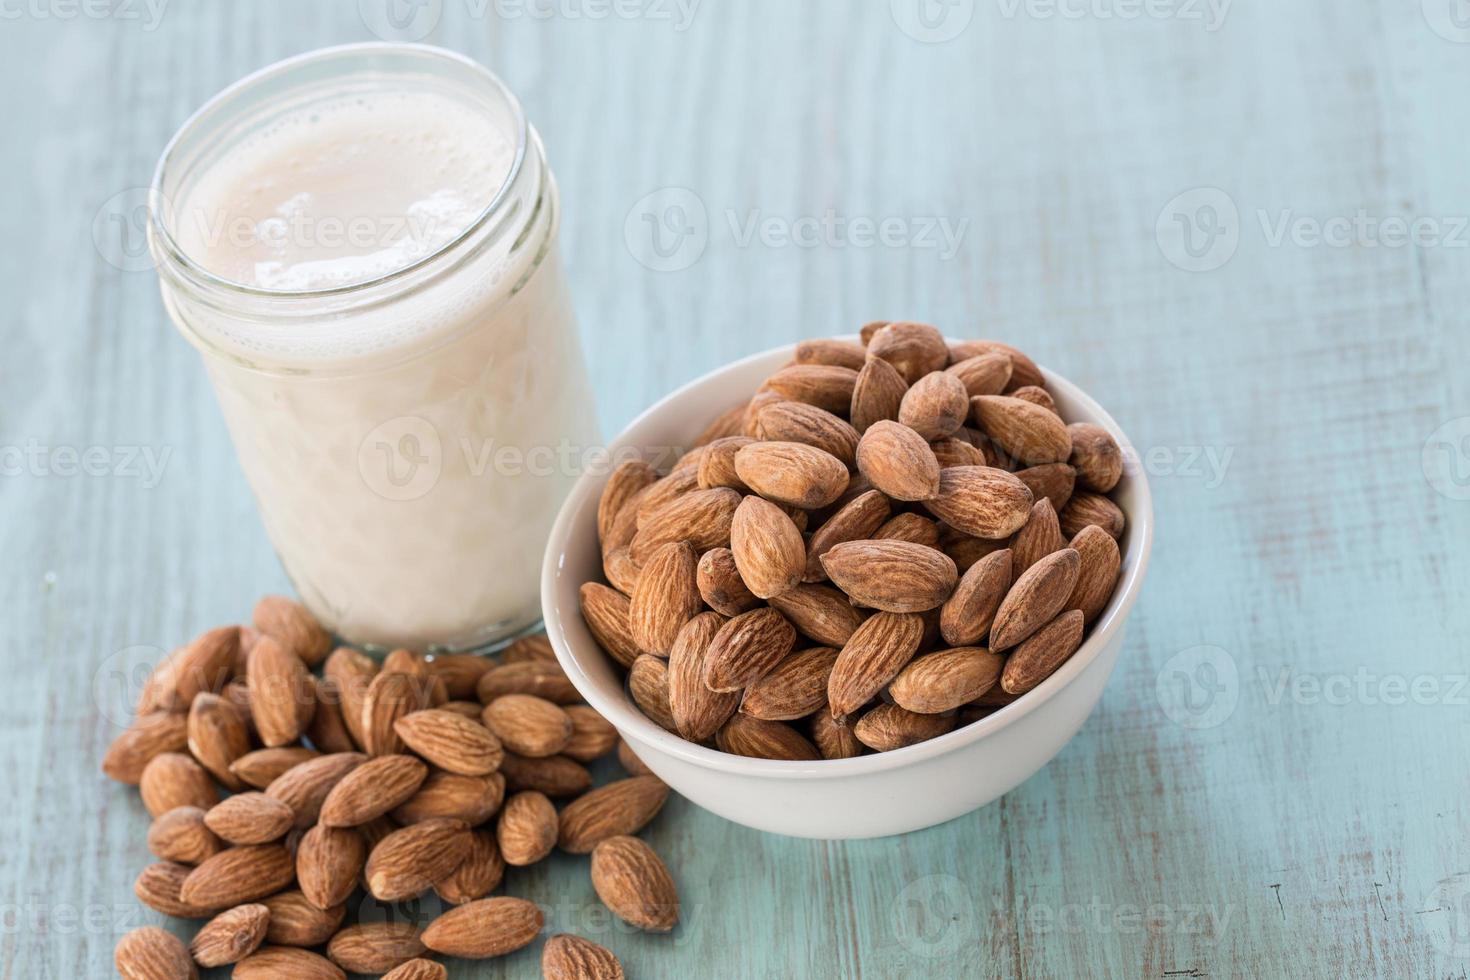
148 44 599 653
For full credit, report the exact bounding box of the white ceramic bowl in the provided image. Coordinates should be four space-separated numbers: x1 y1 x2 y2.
542 340 1153 840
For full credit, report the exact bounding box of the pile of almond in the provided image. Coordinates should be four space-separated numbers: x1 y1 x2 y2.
105 599 671 979
580 323 1126 760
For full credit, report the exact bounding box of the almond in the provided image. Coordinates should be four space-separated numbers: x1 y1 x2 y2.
734 441 849 509
873 513 940 548
696 435 754 490
855 421 941 501
382 649 448 705
946 352 1013 397
180 845 295 908
134 861 213 919
262 890 344 946
590 835 680 932
853 703 955 751
422 896 544 959
576 587 640 669
115 926 196 980
938 522 1010 572
360 670 427 756
234 947 344 980
204 792 296 844
476 659 580 705
598 460 658 550
756 401 860 466
1059 490 1126 539
858 319 889 345
102 711 189 785
1066 524 1122 624
1011 384 1057 414
629 541 702 656
849 355 908 433
803 488 891 581
327 923 427 975
265 752 367 829
482 694 573 757
306 677 357 754
395 709 503 775
435 828 505 904
768 584 865 646
393 771 505 825
296 823 366 910
716 713 824 759
922 465 1033 539
739 647 839 720
423 652 496 699
181 696 248 794
497 790 558 865
190 904 269 967
827 611 925 717
695 401 750 445
730 495 806 599
603 546 642 594
253 595 332 668
666 612 739 742
761 364 859 414
557 775 669 853
890 647 1004 713
628 486 740 562
971 395 1071 466
499 753 592 797
323 647 377 750
384 960 449 980
989 548 1081 651
137 626 238 715
140 752 218 818
794 338 867 370
366 818 473 901
819 540 957 613
949 339 1043 390
701 607 797 693
543 934 624 980
939 548 1012 646
319 754 428 827
811 711 864 760
743 389 786 436
1010 497 1065 574
867 321 948 384
696 547 760 616
1015 462 1077 513
562 705 619 762
1001 609 1085 693
930 436 987 469
633 467 699 530
617 739 653 776
898 370 969 440
248 635 315 748
147 806 222 865
628 654 678 730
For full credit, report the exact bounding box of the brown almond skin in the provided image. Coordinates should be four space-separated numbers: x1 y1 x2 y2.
1011 385 1058 414
392 771 505 825
820 540 958 613
769 584 866 646
873 512 940 548
180 845 295 909
634 467 699 529
265 752 367 830
327 922 428 975
323 646 378 749
946 351 1013 397
628 655 678 731
481 694 572 758
422 896 544 959
424 651 497 700
319 754 428 827
696 400 751 445
136 625 237 715
811 710 865 760
1060 491 1126 539
868 321 948 384
898 370 970 440
971 395 1072 466
890 647 1005 714
701 607 798 693
557 776 669 853
1001 609 1086 694
189 903 269 967
923 465 1034 539
579 587 643 669
667 612 740 742
253 595 332 668
761 363 859 414
989 548 1082 651
697 547 761 616
1010 497 1065 575
629 541 702 657
543 933 626 980
366 818 473 902
590 835 680 932
203 792 296 845
949 339 1044 390
1015 463 1077 514
306 677 357 753
730 495 806 599
497 790 558 865
617 739 653 776
856 421 941 502
697 435 754 490
186 692 251 791
794 337 867 370
850 355 909 433
827 611 926 717
296 824 366 910
384 960 449 980
717 714 822 760
435 828 505 904
734 441 850 509
1067 524 1123 625
140 752 218 818
262 890 345 946
563 704 619 762
476 660 580 704
147 806 222 865
115 926 197 980
803 488 891 582
930 436 987 469
102 711 189 785
756 400 861 466
134 861 214 919
628 486 741 562
853 703 956 751
248 634 316 748
939 548 1013 646
394 708 503 775
598 460 658 550
499 753 592 797
740 647 839 720
1068 422 1123 492
234 947 344 980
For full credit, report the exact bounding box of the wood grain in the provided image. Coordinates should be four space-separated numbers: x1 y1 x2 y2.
3 1 1468 976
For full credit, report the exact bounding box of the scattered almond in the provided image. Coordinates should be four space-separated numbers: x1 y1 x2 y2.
296 823 366 910
590 835 680 932
557 776 669 853
497 790 558 865
395 709 503 775
189 903 269 967
233 946 344 980
421 896 544 959
922 465 1034 539
115 926 196 980
326 922 427 975
542 933 626 980
365 818 472 902
696 547 761 616
734 440 849 509
203 792 295 845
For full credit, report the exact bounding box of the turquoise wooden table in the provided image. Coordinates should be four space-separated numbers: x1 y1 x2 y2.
5 1 1469 976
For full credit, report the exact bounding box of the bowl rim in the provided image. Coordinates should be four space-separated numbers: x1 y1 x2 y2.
542 337 1154 779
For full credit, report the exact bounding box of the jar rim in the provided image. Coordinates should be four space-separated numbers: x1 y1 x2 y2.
147 42 529 301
